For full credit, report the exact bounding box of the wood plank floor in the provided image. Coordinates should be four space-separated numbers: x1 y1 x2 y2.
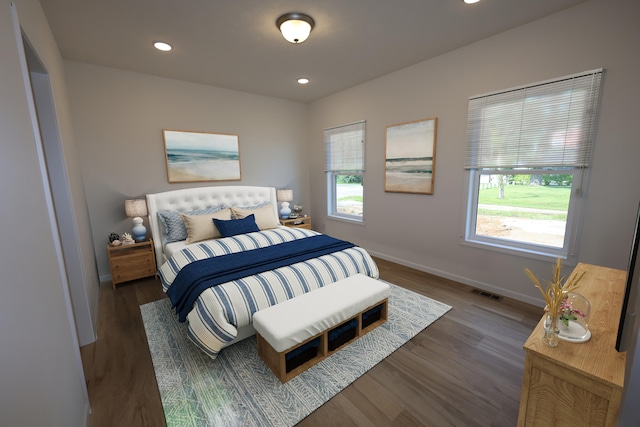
81 257 543 427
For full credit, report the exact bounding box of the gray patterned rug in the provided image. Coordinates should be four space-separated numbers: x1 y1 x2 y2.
141 282 451 427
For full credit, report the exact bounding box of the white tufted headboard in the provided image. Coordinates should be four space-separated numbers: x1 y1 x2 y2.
146 186 278 267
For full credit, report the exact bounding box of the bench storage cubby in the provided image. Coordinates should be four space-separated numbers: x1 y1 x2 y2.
253 274 390 383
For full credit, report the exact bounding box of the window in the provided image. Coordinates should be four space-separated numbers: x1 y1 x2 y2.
324 121 365 221
464 69 603 259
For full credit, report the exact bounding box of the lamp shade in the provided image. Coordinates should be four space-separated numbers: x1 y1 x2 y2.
277 189 293 202
125 199 148 218
276 13 314 44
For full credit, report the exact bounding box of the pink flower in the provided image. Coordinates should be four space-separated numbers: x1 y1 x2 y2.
559 298 585 326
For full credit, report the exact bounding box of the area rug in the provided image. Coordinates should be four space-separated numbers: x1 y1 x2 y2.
141 282 451 427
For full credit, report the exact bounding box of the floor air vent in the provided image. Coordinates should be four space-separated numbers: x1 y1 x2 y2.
471 289 503 301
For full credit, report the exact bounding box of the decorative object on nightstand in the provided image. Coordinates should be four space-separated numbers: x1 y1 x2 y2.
107 239 156 289
290 204 303 218
280 215 311 230
277 189 293 219
120 232 134 245
108 232 121 246
125 199 148 242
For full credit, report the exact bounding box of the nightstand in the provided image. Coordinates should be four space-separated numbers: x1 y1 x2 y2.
107 239 156 289
280 216 312 230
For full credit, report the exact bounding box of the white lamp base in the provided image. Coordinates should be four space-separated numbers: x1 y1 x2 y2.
131 217 147 242
280 202 291 219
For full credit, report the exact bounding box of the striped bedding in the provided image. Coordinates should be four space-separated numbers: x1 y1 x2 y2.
158 227 379 359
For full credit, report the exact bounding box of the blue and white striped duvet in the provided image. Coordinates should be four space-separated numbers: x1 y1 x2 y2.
158 227 379 359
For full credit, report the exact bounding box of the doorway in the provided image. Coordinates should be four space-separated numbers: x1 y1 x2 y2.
22 35 96 345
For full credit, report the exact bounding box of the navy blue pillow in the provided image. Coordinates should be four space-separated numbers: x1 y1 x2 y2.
213 214 260 237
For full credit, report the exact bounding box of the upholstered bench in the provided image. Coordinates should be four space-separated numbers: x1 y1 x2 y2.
253 274 391 383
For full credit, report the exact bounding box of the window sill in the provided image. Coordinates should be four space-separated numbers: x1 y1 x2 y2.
461 236 575 265
327 214 364 225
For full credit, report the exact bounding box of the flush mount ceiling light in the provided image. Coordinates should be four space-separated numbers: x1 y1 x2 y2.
297 78 310 84
276 12 315 44
153 41 172 51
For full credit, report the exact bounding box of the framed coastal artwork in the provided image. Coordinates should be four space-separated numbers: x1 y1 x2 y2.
163 129 241 183
384 117 437 194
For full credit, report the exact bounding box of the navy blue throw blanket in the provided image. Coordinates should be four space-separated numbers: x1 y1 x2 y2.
167 234 355 322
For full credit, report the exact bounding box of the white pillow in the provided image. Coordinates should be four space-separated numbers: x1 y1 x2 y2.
180 208 232 244
232 205 279 230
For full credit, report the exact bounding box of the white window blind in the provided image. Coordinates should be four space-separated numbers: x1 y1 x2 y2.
324 121 365 172
465 69 603 169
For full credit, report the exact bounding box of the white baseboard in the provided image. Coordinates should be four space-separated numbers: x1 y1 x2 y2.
366 249 543 307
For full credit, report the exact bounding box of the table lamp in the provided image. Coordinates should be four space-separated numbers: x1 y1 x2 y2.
125 199 148 242
276 189 293 219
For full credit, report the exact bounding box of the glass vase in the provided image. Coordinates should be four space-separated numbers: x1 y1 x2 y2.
543 312 560 347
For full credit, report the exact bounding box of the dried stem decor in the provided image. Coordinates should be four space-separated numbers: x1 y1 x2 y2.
525 258 584 316
525 258 585 346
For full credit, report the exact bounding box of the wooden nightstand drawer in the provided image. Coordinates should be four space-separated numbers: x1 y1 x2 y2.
111 264 156 285
107 239 156 288
280 216 312 229
109 252 154 269
111 259 155 278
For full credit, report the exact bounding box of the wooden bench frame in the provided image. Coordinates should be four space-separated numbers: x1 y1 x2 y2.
256 298 388 383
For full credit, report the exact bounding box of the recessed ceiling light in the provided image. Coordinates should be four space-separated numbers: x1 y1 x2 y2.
463 0 480 3
153 41 172 51
297 78 310 85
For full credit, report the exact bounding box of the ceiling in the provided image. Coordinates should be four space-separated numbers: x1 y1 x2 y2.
39 0 588 103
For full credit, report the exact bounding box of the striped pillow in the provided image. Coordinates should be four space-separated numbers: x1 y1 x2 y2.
158 206 227 244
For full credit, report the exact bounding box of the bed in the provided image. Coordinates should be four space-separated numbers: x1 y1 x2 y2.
146 185 379 359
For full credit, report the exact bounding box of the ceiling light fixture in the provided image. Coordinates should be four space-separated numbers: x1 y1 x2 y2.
463 0 481 3
153 41 172 51
297 78 310 85
276 12 315 44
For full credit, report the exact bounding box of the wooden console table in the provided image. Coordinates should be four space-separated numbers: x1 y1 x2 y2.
518 263 627 426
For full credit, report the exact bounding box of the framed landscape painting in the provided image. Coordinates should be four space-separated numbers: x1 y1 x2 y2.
163 129 241 183
384 117 437 194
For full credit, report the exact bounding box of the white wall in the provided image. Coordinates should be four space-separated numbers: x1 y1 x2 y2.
64 62 310 279
308 0 640 306
14 0 99 346
0 0 89 425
